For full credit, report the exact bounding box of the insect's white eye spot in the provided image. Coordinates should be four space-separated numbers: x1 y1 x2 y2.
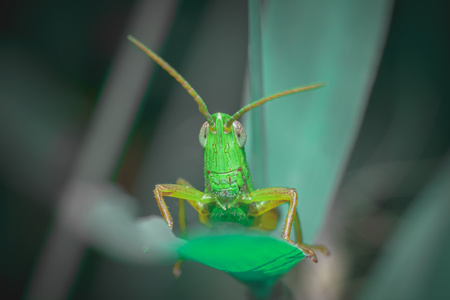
199 121 209 148
232 120 246 148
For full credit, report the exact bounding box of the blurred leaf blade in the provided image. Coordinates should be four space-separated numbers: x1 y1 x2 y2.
259 0 394 242
60 181 182 263
357 154 450 300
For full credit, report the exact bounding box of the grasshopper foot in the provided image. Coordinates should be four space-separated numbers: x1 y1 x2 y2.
285 239 320 263
299 246 318 263
295 241 330 259
173 259 183 278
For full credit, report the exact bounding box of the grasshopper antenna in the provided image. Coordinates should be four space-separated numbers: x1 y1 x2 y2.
225 83 325 128
128 35 214 125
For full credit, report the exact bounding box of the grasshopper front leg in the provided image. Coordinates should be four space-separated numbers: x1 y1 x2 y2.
153 183 213 229
246 187 329 263
153 182 214 277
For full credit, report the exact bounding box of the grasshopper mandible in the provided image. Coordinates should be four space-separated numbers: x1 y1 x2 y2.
128 35 328 274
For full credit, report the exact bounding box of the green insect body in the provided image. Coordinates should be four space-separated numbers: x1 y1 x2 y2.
128 36 329 275
202 113 252 223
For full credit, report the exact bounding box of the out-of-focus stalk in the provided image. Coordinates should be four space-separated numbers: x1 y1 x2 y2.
26 1 178 299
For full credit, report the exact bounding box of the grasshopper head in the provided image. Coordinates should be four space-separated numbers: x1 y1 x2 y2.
199 113 247 173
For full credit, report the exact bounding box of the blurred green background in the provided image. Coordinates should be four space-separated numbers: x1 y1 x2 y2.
1 0 449 299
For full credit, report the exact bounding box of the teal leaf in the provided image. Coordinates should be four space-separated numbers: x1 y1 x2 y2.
246 0 394 243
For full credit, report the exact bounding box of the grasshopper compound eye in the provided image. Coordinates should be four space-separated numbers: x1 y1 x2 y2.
199 121 209 148
232 121 247 148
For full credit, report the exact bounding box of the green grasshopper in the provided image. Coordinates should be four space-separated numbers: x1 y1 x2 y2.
128 35 328 274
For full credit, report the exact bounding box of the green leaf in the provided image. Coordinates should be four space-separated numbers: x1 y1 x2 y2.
178 229 305 298
179 232 305 279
